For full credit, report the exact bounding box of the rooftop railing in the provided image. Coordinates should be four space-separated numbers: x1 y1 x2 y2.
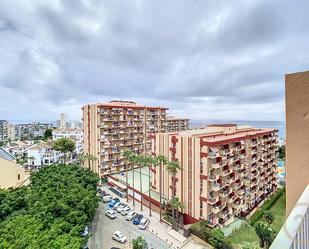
271 185 309 249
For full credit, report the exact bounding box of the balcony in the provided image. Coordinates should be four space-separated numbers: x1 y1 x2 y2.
207 195 219 204
212 182 225 191
207 174 219 181
271 185 309 249
211 204 225 214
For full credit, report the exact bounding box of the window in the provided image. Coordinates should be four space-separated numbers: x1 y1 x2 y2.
18 174 20 180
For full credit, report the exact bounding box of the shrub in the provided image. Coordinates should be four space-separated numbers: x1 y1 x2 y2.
191 221 232 249
250 188 285 226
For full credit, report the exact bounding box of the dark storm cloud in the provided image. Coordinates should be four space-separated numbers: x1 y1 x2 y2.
0 0 308 121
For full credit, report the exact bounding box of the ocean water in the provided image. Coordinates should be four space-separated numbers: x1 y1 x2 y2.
190 120 285 139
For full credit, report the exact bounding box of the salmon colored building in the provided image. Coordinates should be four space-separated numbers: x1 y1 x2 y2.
165 116 190 132
150 124 278 226
82 100 168 176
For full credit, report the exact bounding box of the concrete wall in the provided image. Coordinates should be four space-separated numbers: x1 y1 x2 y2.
286 71 309 216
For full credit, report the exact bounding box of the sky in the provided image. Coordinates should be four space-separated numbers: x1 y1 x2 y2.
0 0 308 122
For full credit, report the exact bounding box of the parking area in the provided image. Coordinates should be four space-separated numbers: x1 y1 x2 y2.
89 187 172 249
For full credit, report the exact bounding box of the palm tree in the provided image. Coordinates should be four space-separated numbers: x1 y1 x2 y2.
134 154 144 211
122 150 132 202
128 151 138 207
77 152 86 166
170 196 185 221
166 160 180 197
156 155 168 222
147 156 157 217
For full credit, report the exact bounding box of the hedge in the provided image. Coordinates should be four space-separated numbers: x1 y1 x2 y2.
250 188 285 226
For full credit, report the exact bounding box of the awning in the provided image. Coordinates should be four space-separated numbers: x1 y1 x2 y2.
209 147 219 153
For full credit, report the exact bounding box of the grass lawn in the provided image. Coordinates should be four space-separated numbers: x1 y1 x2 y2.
228 191 286 248
269 190 286 233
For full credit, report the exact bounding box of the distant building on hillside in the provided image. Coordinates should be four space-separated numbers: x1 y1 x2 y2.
52 127 83 141
0 148 28 189
0 120 8 141
165 116 190 132
7 123 16 141
15 123 53 140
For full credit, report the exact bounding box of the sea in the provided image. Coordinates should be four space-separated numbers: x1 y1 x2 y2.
190 120 285 140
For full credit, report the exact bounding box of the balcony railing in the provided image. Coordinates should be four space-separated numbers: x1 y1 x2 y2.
271 185 309 249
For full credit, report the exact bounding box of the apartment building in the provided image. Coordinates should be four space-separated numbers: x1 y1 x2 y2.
165 116 190 132
0 148 27 189
52 127 83 141
15 123 53 139
27 141 63 166
150 124 278 226
0 120 8 141
82 100 167 176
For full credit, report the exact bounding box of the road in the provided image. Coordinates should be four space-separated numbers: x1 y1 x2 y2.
89 201 171 249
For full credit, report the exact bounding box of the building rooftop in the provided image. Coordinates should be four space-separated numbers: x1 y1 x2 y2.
0 148 15 161
166 116 190 121
82 101 169 110
171 124 278 145
53 127 82 132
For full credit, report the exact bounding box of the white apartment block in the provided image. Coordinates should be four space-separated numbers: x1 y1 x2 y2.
52 128 83 141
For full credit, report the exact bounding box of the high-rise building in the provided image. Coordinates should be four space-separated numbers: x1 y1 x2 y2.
7 124 16 141
150 124 278 226
82 100 168 176
59 113 67 128
0 120 8 141
165 116 190 132
285 70 309 216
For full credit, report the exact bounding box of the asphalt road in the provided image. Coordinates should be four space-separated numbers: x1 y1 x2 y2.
89 201 171 249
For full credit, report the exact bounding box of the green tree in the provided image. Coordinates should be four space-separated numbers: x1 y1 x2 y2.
132 236 147 249
44 128 54 140
263 210 274 224
278 145 285 160
155 155 168 222
53 138 76 164
122 150 133 202
254 221 275 249
0 164 99 249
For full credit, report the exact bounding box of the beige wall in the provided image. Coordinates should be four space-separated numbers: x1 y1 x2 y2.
0 157 26 189
286 71 309 216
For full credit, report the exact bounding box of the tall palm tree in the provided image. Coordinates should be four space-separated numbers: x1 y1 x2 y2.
122 150 132 202
129 152 138 208
77 152 86 166
166 160 180 197
166 160 181 225
148 156 159 217
137 154 146 211
156 155 168 222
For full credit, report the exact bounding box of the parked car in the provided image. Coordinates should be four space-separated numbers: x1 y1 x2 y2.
113 201 122 210
126 211 138 221
105 209 117 219
80 225 89 237
133 214 143 225
109 187 127 198
112 231 127 243
102 195 113 203
116 203 127 213
108 198 120 208
138 218 150 230
121 206 131 215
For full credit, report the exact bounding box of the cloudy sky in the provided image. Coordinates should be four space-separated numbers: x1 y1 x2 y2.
0 0 308 122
